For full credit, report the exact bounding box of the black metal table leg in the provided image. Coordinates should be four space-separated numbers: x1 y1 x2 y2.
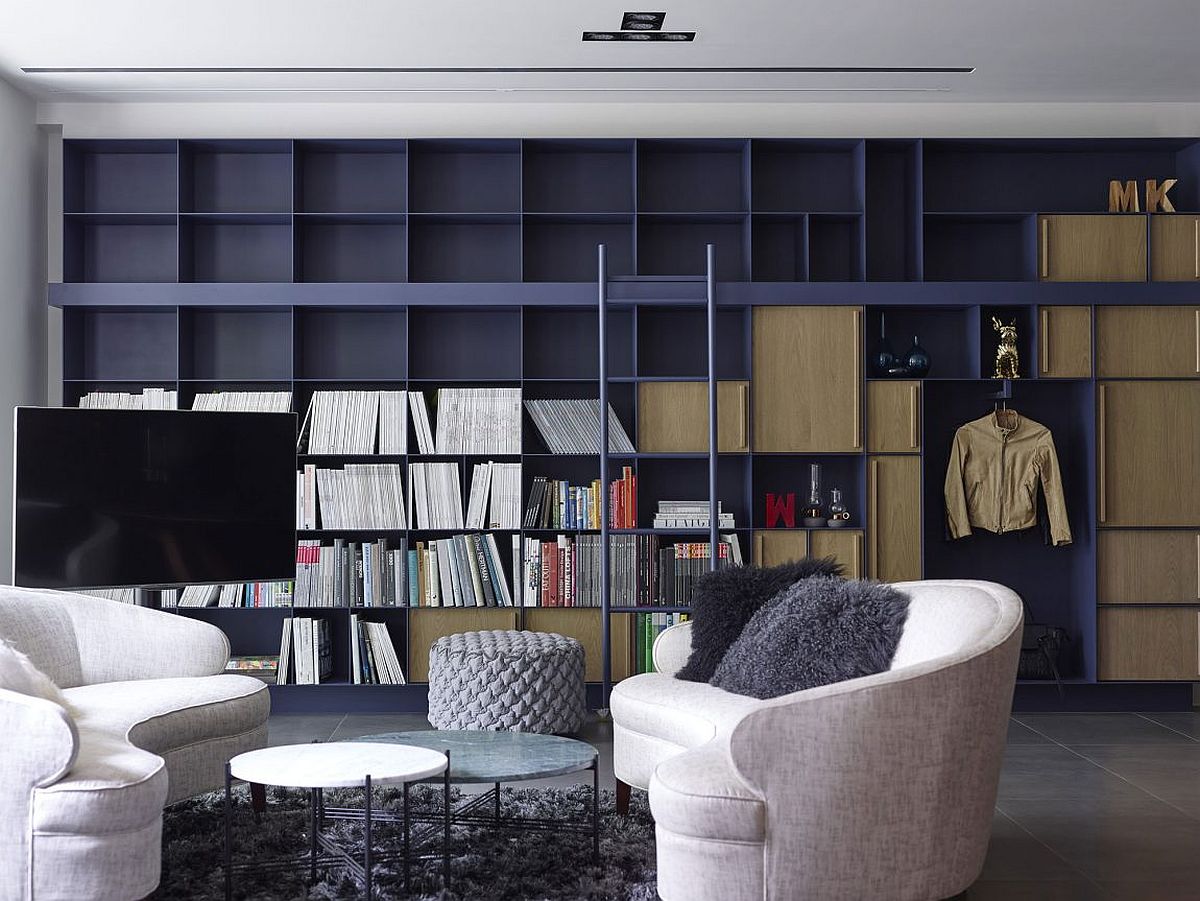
223 763 233 901
443 749 452 890
309 788 319 883
592 754 600 864
364 774 373 899
403 780 411 893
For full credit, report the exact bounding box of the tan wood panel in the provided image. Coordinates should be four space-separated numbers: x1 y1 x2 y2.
810 529 864 579
867 380 921 453
1099 607 1200 681
1098 531 1200 604
867 455 922 582
752 530 809 567
1038 214 1146 282
1098 381 1200 526
1150 215 1200 281
753 306 863 452
610 613 636 683
1096 306 1200 378
407 608 518 682
637 380 750 453
524 608 632 683
1038 306 1092 378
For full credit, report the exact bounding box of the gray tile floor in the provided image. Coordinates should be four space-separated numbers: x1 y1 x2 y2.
267 711 1200 900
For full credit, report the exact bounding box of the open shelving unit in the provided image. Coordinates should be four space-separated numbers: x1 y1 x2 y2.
53 136 1200 713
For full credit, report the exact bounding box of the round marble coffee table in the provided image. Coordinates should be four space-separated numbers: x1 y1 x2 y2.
354 730 601 862
224 742 450 900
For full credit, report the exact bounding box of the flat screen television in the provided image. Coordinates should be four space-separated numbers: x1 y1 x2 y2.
12 407 297 590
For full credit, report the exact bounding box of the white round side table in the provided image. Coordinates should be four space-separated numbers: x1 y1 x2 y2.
224 741 450 899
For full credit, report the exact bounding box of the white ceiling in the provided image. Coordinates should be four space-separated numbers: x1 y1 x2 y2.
1 0 1198 105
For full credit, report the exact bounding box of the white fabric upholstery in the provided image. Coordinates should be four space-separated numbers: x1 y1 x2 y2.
0 588 271 900
612 579 1023 901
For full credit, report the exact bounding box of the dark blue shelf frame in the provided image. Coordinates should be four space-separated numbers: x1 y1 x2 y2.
53 135 1200 713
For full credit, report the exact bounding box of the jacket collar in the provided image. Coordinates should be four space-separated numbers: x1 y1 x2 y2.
989 409 1021 436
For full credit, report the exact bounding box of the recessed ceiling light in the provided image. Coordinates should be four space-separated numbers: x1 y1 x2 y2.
583 31 696 42
622 12 666 30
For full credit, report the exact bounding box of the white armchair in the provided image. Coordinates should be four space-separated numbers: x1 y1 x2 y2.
0 587 271 901
611 579 1023 901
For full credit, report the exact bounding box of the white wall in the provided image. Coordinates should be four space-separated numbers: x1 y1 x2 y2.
0 78 45 580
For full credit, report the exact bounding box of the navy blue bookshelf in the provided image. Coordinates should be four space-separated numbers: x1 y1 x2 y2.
52 137 1200 713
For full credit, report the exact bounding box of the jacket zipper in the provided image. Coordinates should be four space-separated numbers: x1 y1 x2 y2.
997 433 1007 533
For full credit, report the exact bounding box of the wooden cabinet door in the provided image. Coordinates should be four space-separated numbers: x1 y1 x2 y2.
753 306 862 452
1038 306 1092 378
867 380 920 453
1038 215 1146 282
1096 306 1200 377
408 608 519 682
1099 531 1200 604
867 455 922 582
1099 607 1200 681
810 529 864 579
1150 215 1200 281
1099 381 1200 526
752 530 808 567
638 380 750 453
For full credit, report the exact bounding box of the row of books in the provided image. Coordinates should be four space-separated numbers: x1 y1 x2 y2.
525 399 635 454
433 387 522 454
631 612 691 675
521 467 637 530
300 463 408 530
302 390 408 455
411 533 517 607
193 390 292 413
78 388 178 409
465 461 522 530
277 617 334 685
410 461 464 529
224 655 280 684
658 539 742 606
177 582 295 608
652 500 735 529
351 615 407 684
294 539 408 607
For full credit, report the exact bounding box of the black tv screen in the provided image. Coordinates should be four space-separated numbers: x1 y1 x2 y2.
13 407 297 590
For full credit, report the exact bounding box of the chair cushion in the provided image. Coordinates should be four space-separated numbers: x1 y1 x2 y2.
676 558 844 683
33 729 167 835
64 674 270 757
610 672 761 749
711 576 909 699
649 741 765 843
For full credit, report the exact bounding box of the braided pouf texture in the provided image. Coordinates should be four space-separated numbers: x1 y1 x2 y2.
427 630 587 734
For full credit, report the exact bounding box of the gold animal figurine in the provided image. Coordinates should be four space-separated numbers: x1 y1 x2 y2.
992 317 1020 379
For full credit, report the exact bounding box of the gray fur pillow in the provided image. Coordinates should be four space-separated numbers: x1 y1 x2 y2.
675 557 843 683
710 575 909 699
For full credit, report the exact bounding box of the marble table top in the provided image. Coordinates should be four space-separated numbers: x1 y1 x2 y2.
353 731 598 784
230 742 448 789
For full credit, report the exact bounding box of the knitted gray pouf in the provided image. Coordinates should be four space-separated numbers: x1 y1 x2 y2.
427 630 586 734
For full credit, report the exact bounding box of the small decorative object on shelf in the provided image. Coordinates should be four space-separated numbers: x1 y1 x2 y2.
827 488 851 528
904 335 932 378
801 463 826 528
873 314 897 376
992 317 1020 379
765 492 797 528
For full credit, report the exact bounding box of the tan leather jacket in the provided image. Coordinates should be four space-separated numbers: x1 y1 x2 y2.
944 411 1072 546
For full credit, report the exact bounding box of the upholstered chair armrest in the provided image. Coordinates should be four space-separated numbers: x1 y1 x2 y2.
59 592 230 683
724 626 1021 898
0 689 78 901
652 621 694 676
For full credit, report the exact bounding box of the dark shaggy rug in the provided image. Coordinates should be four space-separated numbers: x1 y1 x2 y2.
155 784 659 901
